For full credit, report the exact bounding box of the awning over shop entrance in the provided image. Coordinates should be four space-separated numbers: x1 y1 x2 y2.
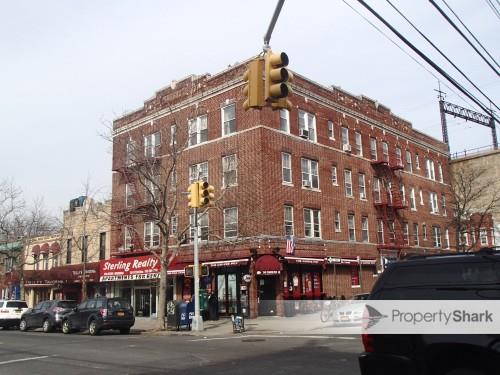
255 255 282 276
202 258 248 268
284 256 324 265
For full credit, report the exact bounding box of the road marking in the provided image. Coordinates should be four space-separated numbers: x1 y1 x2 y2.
189 334 357 342
0 356 49 366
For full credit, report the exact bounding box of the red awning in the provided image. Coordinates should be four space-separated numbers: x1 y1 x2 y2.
40 243 50 253
167 258 188 275
202 258 248 268
255 255 282 276
31 245 41 254
284 256 324 265
50 242 61 253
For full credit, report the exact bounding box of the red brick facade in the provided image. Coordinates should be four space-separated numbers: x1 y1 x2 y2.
111 60 454 318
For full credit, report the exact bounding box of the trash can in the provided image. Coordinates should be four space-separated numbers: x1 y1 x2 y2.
166 300 179 330
208 294 219 321
231 314 245 333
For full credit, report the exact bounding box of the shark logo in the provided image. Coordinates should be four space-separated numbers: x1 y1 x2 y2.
363 304 388 329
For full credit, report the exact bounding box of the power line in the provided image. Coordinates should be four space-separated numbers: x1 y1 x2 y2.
484 0 500 20
355 0 498 122
386 0 499 112
429 0 499 76
443 0 500 69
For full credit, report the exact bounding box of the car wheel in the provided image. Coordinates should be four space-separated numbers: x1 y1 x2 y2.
42 319 52 333
19 319 28 332
88 320 99 336
320 309 331 323
119 328 130 334
62 320 72 334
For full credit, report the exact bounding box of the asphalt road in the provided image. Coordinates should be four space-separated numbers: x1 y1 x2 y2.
0 328 362 375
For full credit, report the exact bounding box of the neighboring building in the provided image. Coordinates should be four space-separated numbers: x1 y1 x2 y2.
23 197 111 306
110 59 453 318
450 148 500 249
0 241 23 299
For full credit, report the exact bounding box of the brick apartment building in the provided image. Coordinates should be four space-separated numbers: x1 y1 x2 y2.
110 57 453 319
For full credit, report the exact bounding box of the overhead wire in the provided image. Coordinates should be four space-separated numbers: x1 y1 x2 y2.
484 0 500 20
429 0 499 76
386 0 499 112
443 0 500 69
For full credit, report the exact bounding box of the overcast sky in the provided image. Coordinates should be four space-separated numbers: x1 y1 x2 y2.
1 0 498 215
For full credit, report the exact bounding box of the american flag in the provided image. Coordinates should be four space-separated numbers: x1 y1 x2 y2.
286 235 295 255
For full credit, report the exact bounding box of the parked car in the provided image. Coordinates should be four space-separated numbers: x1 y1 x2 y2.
19 299 77 332
0 300 29 329
332 293 370 326
61 297 134 336
359 247 500 375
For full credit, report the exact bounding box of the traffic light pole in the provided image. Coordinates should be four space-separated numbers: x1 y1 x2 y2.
263 0 285 51
192 207 203 331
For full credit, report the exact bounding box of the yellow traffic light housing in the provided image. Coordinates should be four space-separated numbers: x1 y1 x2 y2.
199 181 215 207
187 182 200 208
243 58 265 110
264 50 293 110
184 264 209 277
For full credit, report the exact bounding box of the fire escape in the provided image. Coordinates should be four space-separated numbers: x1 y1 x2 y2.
371 148 409 258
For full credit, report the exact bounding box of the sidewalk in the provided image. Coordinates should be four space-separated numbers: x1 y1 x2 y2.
133 313 361 337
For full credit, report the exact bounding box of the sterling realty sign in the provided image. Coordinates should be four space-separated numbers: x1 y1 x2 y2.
99 255 160 282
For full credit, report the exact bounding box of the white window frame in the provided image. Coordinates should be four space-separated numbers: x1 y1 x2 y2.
335 211 341 232
304 208 321 238
405 150 413 173
125 183 136 207
189 162 208 184
222 154 238 187
377 219 384 244
359 173 366 200
284 205 294 236
145 175 160 203
438 163 443 183
190 212 209 241
480 228 488 245
126 140 137 166
144 221 160 248
189 115 208 146
395 147 402 166
410 187 417 211
223 207 238 238
370 138 377 160
426 159 436 180
348 214 356 242
415 153 420 170
361 217 369 242
331 165 338 185
423 224 428 240
430 192 439 214
298 110 317 142
124 226 133 250
413 223 419 246
222 103 236 136
328 121 334 139
445 229 450 249
355 132 363 156
280 109 290 133
282 152 292 184
344 169 353 197
170 216 178 236
144 132 161 158
301 158 319 189
403 222 410 245
373 177 381 203
170 124 177 146
441 194 447 216
382 142 389 162
341 127 349 146
432 226 442 248
419 189 424 206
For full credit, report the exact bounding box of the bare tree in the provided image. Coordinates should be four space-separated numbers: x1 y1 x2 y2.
449 164 500 251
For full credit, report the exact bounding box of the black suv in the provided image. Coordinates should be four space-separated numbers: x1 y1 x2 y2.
359 248 500 375
20 299 76 332
61 297 134 336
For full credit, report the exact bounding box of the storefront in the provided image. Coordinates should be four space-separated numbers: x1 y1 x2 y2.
323 256 377 298
254 255 283 316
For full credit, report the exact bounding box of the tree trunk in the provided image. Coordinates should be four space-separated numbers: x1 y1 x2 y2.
81 261 87 302
157 240 168 330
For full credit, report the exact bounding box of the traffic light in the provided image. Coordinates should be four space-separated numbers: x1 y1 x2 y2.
187 182 200 208
243 58 265 110
198 181 215 207
264 50 293 110
184 265 209 277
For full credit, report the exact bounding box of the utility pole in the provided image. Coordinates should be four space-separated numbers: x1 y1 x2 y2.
263 0 285 51
192 207 203 331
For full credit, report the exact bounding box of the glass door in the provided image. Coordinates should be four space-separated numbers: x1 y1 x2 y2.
217 275 226 314
217 273 240 315
134 288 151 317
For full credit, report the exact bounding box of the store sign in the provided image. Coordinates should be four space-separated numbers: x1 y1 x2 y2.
326 257 376 265
99 255 160 282
242 274 252 283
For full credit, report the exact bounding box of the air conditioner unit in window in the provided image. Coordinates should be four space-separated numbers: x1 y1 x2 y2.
302 180 312 188
299 129 309 139
342 144 352 153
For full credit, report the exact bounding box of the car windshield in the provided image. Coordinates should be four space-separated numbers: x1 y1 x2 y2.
107 299 131 310
6 301 27 308
57 301 77 309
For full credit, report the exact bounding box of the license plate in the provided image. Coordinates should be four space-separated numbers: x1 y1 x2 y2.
117 312 124 317
15 310 22 314
341 316 349 321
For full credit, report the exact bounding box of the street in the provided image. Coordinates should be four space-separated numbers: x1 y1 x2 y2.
0 328 362 374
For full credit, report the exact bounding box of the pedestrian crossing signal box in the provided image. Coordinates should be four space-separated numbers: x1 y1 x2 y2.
184 265 209 278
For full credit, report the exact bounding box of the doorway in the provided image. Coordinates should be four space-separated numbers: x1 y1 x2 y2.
133 287 156 317
258 277 277 316
217 273 239 315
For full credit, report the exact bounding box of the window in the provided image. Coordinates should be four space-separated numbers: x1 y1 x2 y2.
361 217 369 242
359 173 366 200
423 224 427 240
370 138 377 160
144 132 161 158
438 163 443 183
304 208 321 238
426 159 436 180
430 192 439 214
99 232 106 260
388 221 395 243
145 175 160 203
344 169 353 197
413 223 419 246
419 188 424 205
124 226 133 250
441 194 447 216
395 147 402 167
170 216 178 235
331 165 338 185
341 127 349 146
280 109 290 133
222 154 238 187
144 222 160 248
52 253 59 268
222 104 236 136
480 228 488 245
377 219 384 243
81 235 88 263
348 214 356 241
284 206 294 236
223 207 238 238
387 181 393 204
126 183 136 207
351 265 360 287
400 184 406 205
403 222 409 245
189 115 208 146
282 153 292 184
432 226 442 248
190 213 209 241
355 132 363 156
445 229 450 249
335 211 341 232
298 110 316 141
170 124 177 146
382 142 389 162
189 162 208 183
415 153 420 170
410 187 416 211
405 150 413 173
34 254 39 270
43 253 49 270
66 239 72 265
126 140 137 166
328 121 334 139
373 177 381 203
301 158 319 189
